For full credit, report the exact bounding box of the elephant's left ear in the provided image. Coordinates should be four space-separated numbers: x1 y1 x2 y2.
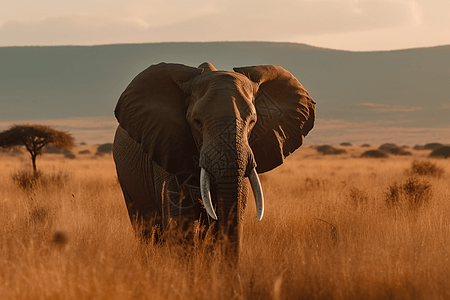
115 63 203 174
234 65 316 173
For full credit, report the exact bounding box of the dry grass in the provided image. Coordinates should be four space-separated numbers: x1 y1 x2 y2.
385 177 433 210
407 160 445 178
1 145 450 299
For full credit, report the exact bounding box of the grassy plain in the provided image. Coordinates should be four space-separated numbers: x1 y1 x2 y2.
1 145 450 300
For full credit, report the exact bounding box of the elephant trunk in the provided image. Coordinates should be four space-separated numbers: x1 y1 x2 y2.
200 168 264 222
215 177 246 259
199 166 264 261
197 119 264 260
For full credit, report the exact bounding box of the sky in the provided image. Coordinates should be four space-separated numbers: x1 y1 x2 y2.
1 0 450 51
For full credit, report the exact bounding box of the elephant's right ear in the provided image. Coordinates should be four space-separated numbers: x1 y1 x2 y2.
114 62 203 174
234 65 315 173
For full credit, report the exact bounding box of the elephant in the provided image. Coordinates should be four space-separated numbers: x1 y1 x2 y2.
112 61 315 260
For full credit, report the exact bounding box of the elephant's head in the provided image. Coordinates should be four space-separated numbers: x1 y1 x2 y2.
115 62 315 256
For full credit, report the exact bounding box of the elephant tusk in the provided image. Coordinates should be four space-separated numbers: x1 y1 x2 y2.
200 168 218 220
249 168 264 221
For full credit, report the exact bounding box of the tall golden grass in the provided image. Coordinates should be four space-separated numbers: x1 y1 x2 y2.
1 145 450 299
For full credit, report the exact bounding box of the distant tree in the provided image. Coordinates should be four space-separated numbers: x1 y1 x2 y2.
78 149 91 155
43 144 64 154
0 124 75 173
361 149 389 158
379 143 411 155
424 143 444 150
379 143 399 152
96 143 113 155
413 145 426 150
316 145 347 155
429 146 450 159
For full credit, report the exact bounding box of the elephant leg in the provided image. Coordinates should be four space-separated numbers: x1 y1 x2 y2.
114 125 216 245
113 125 162 242
152 163 217 243
116 184 162 243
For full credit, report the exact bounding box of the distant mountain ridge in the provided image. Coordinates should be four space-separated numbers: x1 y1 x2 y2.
1 42 449 145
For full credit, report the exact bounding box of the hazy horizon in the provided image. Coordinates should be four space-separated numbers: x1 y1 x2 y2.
1 40 450 53
1 41 449 146
2 116 450 147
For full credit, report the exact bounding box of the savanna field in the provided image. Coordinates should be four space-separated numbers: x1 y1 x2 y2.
1 144 450 300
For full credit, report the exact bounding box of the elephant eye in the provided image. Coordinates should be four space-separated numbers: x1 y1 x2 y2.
194 118 203 131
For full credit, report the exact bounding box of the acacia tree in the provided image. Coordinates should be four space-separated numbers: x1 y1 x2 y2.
0 124 75 173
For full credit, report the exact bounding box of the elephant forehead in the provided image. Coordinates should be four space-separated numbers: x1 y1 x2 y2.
194 71 256 97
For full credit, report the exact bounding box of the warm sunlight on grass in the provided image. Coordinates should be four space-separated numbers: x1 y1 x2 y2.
1 145 450 299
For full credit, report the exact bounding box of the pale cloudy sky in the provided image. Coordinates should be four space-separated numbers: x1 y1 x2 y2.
1 0 449 51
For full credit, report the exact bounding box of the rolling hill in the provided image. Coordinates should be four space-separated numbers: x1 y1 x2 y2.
0 42 449 145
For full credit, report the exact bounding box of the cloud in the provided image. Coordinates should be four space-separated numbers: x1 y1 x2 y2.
247 0 419 35
358 103 424 112
0 0 425 46
139 0 423 40
0 15 149 46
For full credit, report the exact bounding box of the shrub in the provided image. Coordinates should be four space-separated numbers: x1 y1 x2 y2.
79 149 91 154
29 206 51 225
11 170 41 190
52 231 69 248
398 150 412 156
361 150 389 158
360 143 371 148
334 149 347 155
0 148 22 156
43 146 75 159
64 151 76 159
379 143 411 155
316 145 347 155
340 142 352 146
43 145 63 154
316 145 334 154
413 145 426 150
11 170 70 190
379 143 398 151
348 186 369 208
408 160 444 178
385 177 432 210
96 143 113 154
304 177 328 191
429 146 450 159
41 171 70 188
424 143 444 150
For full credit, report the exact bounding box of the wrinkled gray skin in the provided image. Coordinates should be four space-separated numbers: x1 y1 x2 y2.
113 62 315 261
